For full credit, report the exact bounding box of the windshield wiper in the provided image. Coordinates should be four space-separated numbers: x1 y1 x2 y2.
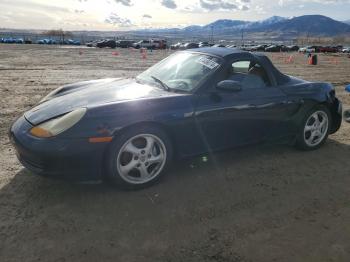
151 76 171 91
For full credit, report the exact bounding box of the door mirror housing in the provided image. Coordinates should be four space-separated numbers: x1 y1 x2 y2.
345 84 350 93
216 80 242 92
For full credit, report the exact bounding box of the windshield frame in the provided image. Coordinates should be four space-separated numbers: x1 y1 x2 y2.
136 51 224 94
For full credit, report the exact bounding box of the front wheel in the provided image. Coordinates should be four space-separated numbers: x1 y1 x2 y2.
105 126 172 189
296 105 331 150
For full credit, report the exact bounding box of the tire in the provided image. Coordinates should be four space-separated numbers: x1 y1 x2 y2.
344 109 350 123
105 125 173 190
296 105 332 151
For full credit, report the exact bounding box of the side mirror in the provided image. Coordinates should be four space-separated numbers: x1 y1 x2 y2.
216 80 242 92
345 84 350 93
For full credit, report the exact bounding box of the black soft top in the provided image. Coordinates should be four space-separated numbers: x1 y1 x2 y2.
187 47 291 86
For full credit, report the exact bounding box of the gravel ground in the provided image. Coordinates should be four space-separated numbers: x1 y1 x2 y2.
1 44 350 262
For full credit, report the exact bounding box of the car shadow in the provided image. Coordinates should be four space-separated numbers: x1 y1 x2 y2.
1 139 350 261
2 138 350 206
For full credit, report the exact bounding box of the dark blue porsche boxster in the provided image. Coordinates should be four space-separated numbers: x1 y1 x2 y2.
9 48 342 189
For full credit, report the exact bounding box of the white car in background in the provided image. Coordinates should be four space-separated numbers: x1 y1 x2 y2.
299 46 316 53
133 39 167 49
342 47 350 53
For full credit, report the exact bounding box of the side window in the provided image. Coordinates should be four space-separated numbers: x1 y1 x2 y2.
226 60 270 89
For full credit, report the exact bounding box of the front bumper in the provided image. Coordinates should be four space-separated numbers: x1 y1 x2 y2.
9 116 108 181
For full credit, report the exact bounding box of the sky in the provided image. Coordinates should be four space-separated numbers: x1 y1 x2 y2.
0 0 349 31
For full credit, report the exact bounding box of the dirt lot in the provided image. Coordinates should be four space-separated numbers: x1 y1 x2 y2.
1 44 350 262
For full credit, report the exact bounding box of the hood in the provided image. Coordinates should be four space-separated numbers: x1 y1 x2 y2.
25 78 174 125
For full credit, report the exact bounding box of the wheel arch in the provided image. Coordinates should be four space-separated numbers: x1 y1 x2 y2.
289 98 331 133
303 98 341 134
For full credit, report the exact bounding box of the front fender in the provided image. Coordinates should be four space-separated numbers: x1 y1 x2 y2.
59 95 195 139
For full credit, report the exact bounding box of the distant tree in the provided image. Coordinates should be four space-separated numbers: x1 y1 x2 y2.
43 29 73 43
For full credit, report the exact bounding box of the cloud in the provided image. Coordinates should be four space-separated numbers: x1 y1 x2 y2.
105 12 133 27
199 0 238 11
114 0 132 6
278 0 350 5
143 14 152 18
307 0 350 2
254 5 266 14
161 0 177 9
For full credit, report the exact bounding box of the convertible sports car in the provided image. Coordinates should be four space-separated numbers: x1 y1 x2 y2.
9 48 342 189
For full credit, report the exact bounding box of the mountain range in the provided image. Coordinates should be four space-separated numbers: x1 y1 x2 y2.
136 15 350 38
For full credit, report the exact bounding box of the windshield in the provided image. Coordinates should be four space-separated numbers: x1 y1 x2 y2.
137 52 221 92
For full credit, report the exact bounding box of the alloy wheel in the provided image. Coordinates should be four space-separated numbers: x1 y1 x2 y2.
303 111 329 147
117 134 167 184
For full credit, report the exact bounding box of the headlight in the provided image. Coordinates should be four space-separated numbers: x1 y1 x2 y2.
30 108 87 138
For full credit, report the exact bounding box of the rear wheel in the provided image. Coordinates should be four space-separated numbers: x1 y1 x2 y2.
296 105 331 150
105 126 172 189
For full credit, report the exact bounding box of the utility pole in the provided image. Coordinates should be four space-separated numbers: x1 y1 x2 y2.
241 29 244 47
210 25 214 44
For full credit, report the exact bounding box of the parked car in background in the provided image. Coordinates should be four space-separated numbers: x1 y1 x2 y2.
2 38 23 44
152 39 167 49
198 42 210 48
2 38 14 43
37 39 57 45
97 39 117 49
287 45 300 52
116 40 135 48
335 45 343 52
342 47 350 53
299 46 316 53
265 45 288 52
251 45 268 52
170 42 182 50
133 40 154 49
240 45 254 51
178 43 187 49
298 47 307 53
319 46 338 53
66 39 80 45
181 43 199 49
86 40 98 47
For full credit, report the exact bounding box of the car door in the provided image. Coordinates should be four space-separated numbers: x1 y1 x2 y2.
193 59 295 152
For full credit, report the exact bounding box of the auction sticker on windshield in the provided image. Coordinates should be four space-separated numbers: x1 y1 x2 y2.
196 57 219 70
